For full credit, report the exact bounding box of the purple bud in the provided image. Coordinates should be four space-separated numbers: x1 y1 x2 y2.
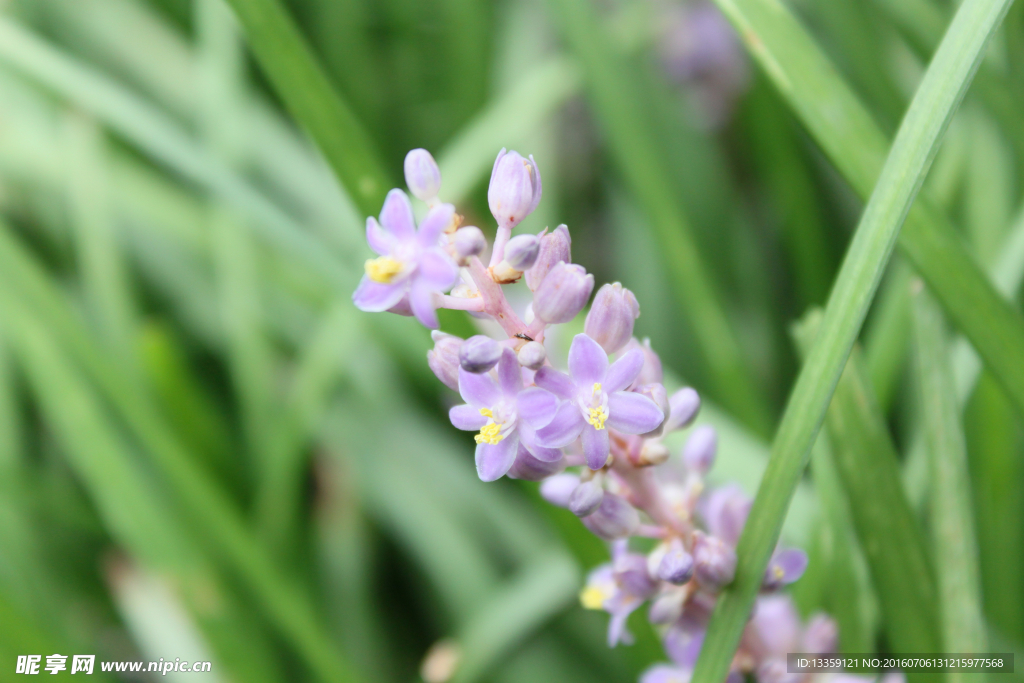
683 424 717 473
584 283 640 354
404 148 442 202
648 590 685 624
533 262 595 324
701 484 750 546
656 539 694 584
487 148 542 230
665 387 701 432
582 492 640 540
569 480 605 517
750 594 802 656
503 234 540 270
693 533 736 588
452 226 486 263
539 473 579 507
802 614 838 655
526 224 571 291
507 447 564 481
459 335 502 373
637 383 670 439
762 548 808 590
517 341 546 370
624 337 664 387
426 331 462 391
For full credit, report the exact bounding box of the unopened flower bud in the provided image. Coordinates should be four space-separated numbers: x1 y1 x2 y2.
404 148 442 202
585 283 640 354
656 540 694 584
540 474 580 507
533 262 594 324
637 383 670 439
508 448 564 481
569 480 605 517
802 614 838 655
504 234 540 270
526 224 571 290
582 493 640 540
427 331 462 391
683 425 717 473
517 341 546 370
693 533 736 588
452 226 486 263
459 335 502 373
624 338 664 388
638 441 670 466
648 589 686 624
487 148 542 229
665 387 701 432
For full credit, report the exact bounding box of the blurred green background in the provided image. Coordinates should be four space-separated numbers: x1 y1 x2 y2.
0 0 1021 680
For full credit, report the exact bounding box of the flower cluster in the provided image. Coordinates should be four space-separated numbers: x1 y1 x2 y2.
353 147 826 681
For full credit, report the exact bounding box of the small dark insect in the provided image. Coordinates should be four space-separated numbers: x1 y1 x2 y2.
514 332 534 342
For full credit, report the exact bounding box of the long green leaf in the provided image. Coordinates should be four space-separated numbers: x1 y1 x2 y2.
794 311 940 655
693 0 1010 679
220 0 389 215
912 287 988 659
709 0 1024 420
545 0 771 436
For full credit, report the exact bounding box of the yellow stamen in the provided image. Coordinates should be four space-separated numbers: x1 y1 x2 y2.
586 385 608 429
773 565 785 580
475 408 504 445
365 256 403 283
580 585 610 610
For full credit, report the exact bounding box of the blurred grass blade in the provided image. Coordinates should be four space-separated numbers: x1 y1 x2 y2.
912 287 988 657
794 310 940 655
0 222 360 683
0 17 349 288
693 0 1010 679
709 0 1024 420
221 0 389 214
546 0 771 436
449 551 579 683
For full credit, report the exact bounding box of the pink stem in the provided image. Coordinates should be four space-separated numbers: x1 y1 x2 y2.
466 257 527 338
439 295 485 312
611 448 691 539
489 225 512 268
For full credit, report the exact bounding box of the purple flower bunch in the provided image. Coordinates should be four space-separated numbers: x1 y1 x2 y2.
353 147 824 681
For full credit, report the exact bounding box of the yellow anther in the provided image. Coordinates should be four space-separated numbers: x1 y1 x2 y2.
364 256 403 283
479 408 494 418
587 406 609 430
773 565 785 579
475 421 504 445
592 382 602 395
580 585 610 610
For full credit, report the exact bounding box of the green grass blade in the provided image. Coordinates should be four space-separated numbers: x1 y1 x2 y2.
220 0 389 214
912 287 988 658
692 0 1010 678
794 310 940 655
545 0 772 436
710 0 1024 421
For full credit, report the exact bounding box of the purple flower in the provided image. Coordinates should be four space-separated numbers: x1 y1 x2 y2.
700 483 751 546
580 542 656 646
449 348 559 481
488 148 542 230
534 334 665 469
640 664 693 683
762 547 808 590
748 594 801 657
353 189 459 329
582 492 641 539
585 283 640 354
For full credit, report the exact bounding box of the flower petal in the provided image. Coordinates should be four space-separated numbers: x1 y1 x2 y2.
607 391 665 434
568 333 608 386
497 347 523 397
534 367 574 398
475 433 519 482
352 276 407 312
365 216 392 255
535 402 585 448
449 404 487 431
508 443 564 479
409 280 440 329
604 348 644 393
418 250 459 290
458 367 501 408
582 425 610 469
379 188 415 238
517 386 556 428
417 203 455 247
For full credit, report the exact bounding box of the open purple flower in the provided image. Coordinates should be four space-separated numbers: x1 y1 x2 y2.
581 541 657 646
534 334 665 469
762 547 808 590
352 189 459 329
449 348 559 481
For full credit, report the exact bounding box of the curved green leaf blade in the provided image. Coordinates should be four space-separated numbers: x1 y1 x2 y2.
693 1 1011 680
